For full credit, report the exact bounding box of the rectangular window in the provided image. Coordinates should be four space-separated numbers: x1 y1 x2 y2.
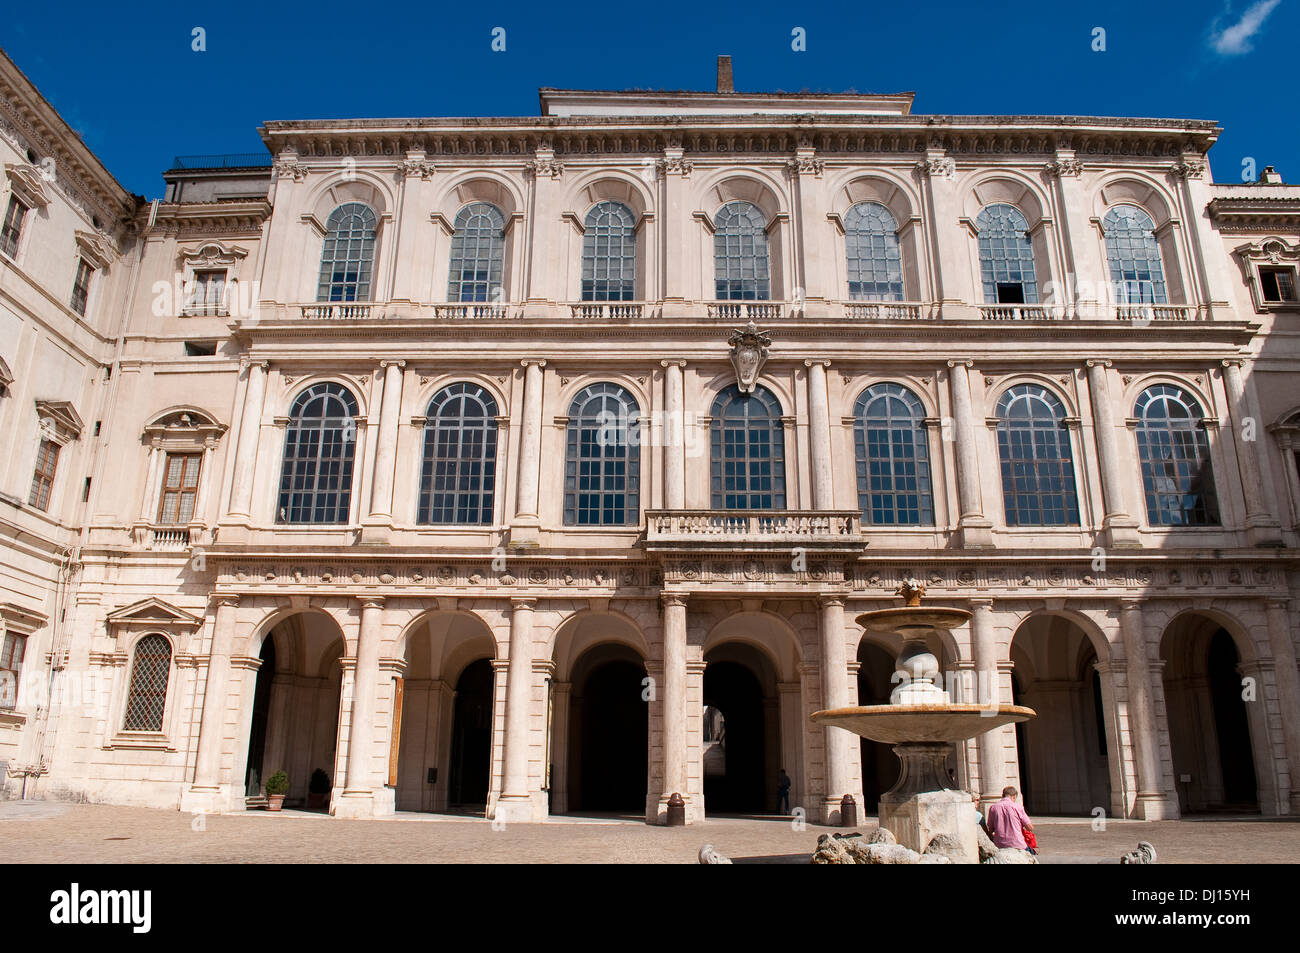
995 282 1026 304
0 195 28 258
70 258 94 315
1260 267 1298 303
157 453 202 524
0 633 26 709
186 269 228 314
184 341 217 357
28 438 60 510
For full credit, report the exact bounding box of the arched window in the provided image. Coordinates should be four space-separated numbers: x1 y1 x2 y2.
710 384 785 509
124 634 171 732
845 202 904 301
977 204 1039 304
1104 204 1168 304
714 201 770 300
418 383 498 525
854 383 933 525
447 203 505 302
564 383 640 525
317 203 376 302
995 384 1079 526
277 383 359 524
582 202 636 301
1134 385 1219 526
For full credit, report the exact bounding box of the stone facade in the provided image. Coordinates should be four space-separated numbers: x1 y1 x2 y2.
2 49 1300 824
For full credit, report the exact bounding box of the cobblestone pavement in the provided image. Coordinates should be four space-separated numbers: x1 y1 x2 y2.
3 800 1298 863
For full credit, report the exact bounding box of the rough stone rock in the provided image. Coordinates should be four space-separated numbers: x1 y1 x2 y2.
916 853 953 864
976 824 999 861
698 844 733 864
1120 842 1158 865
864 843 922 864
810 834 856 864
867 828 897 845
923 832 972 864
982 847 1038 865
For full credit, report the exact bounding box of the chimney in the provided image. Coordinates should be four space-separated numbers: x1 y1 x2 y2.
1261 165 1283 184
717 55 733 93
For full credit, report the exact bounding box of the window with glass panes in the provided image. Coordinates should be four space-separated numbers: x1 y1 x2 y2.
714 201 771 300
276 383 358 524
581 202 636 301
845 202 904 301
447 203 506 302
564 383 640 525
157 453 202 524
417 383 497 524
710 385 785 509
316 203 376 302
1260 266 1298 303
995 385 1079 526
853 383 933 524
976 204 1039 304
0 632 25 709
70 258 93 315
187 269 228 314
0 195 28 258
28 438 59 510
1134 384 1220 526
1103 205 1168 304
123 634 171 732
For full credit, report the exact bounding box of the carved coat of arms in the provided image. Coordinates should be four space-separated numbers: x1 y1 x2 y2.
728 321 772 394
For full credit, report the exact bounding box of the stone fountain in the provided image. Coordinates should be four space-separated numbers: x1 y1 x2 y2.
811 579 1035 864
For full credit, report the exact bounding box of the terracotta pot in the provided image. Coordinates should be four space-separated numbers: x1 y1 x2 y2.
267 794 286 812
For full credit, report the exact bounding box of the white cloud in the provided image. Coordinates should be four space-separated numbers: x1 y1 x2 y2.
1210 0 1283 55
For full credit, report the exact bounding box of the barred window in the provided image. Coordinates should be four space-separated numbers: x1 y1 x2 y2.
1135 384 1220 526
277 382 359 524
564 383 640 525
977 204 1039 304
714 201 770 300
0 633 26 709
582 202 636 301
123 634 171 732
157 453 202 524
316 203 376 302
447 203 505 303
845 202 904 301
996 384 1079 526
418 383 498 524
1104 205 1167 304
710 384 785 509
854 383 933 525
28 438 59 511
1 195 28 258
71 258 94 315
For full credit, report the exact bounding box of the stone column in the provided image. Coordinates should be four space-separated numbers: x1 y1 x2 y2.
1119 600 1172 819
549 681 571 815
227 360 268 522
819 595 853 824
805 360 834 509
659 592 689 821
1265 600 1300 812
947 360 992 547
362 360 405 541
137 439 163 524
661 360 686 509
183 595 239 812
335 598 384 818
496 598 536 821
969 599 1004 804
1222 359 1282 546
190 438 219 542
511 361 545 544
1085 360 1140 547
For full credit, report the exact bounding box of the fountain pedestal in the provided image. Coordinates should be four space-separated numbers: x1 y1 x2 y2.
880 742 978 864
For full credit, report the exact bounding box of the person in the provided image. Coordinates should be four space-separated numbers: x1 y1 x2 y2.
972 792 989 835
984 785 1035 852
776 768 791 815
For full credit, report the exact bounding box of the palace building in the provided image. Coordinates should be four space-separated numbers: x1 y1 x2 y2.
2 51 1299 824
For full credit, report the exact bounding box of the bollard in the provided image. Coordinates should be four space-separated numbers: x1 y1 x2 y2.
840 794 858 828
666 792 686 827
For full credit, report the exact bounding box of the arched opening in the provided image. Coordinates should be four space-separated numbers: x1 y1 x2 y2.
856 641 899 812
242 611 344 808
447 659 493 810
1010 614 1111 816
1161 616 1260 814
703 643 778 815
566 644 648 814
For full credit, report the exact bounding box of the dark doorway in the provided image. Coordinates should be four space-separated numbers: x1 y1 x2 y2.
1208 630 1258 808
856 642 898 812
1011 671 1029 803
448 659 493 808
570 658 648 812
702 660 767 813
244 636 276 796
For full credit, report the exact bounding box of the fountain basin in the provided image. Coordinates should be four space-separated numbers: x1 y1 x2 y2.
855 607 972 639
810 704 1036 744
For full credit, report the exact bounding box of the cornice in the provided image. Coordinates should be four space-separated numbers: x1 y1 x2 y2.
142 199 272 236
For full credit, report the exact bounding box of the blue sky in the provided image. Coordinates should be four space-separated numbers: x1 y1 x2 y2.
1 0 1292 198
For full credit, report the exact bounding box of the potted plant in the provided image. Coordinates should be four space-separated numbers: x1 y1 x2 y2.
264 770 289 812
307 768 330 810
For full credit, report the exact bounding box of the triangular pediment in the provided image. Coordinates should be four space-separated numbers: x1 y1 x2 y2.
34 399 84 441
106 598 202 628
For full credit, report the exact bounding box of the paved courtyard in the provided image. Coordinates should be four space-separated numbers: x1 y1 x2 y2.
3 800 1299 863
